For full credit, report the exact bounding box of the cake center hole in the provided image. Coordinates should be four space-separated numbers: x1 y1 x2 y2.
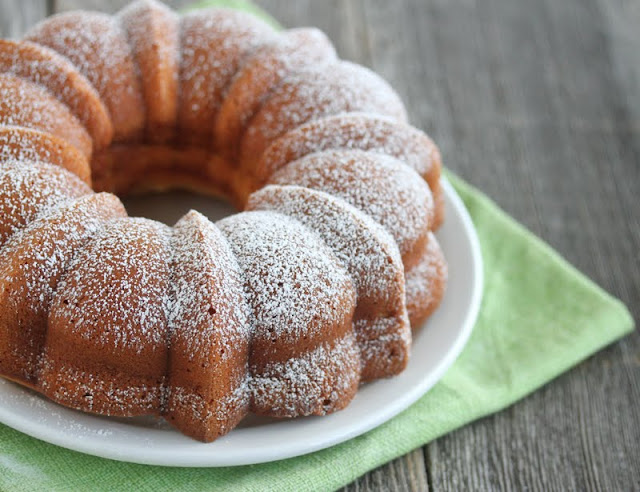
121 190 238 226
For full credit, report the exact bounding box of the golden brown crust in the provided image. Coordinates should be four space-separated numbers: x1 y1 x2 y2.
406 233 448 330
25 12 146 142
119 0 180 143
0 193 126 386
0 40 113 151
215 28 336 159
0 74 93 158
0 126 91 183
178 9 275 147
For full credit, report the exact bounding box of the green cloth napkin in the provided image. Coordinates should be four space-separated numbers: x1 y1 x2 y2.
0 2 634 491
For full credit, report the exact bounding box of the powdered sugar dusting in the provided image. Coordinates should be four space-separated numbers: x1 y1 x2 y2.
0 161 90 247
217 210 355 343
39 360 163 416
269 149 434 261
0 126 86 177
0 128 54 165
247 185 404 311
25 11 145 140
240 60 408 164
251 335 360 416
0 73 91 157
50 217 172 352
256 112 441 188
216 27 336 153
179 8 275 143
0 40 113 149
354 316 411 370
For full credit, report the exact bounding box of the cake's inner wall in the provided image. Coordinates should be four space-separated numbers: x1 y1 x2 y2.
94 144 253 225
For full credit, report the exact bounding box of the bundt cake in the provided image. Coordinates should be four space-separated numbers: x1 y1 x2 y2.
0 0 448 442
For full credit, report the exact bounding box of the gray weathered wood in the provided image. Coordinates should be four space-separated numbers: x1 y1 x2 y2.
1 0 638 490
346 0 640 490
54 0 128 13
0 0 48 38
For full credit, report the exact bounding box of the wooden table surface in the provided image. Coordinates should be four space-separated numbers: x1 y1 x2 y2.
2 0 639 490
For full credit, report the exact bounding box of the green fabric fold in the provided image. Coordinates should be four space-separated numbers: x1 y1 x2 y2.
0 2 634 490
0 172 632 492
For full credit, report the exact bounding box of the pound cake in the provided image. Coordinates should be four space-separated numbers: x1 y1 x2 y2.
0 0 447 442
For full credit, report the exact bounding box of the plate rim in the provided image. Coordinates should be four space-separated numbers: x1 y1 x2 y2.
0 176 483 467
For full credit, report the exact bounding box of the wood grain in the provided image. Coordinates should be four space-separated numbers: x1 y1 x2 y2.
0 0 48 38
1 0 637 490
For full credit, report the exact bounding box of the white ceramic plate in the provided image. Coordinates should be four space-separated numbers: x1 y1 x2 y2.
0 177 483 467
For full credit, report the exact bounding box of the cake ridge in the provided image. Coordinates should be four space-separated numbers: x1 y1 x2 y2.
0 39 113 150
254 112 442 191
268 148 435 270
0 73 92 158
0 160 90 248
0 192 126 386
25 10 147 141
166 210 250 440
0 126 91 183
239 60 409 165
216 27 337 158
247 184 411 380
118 0 180 143
178 7 276 146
